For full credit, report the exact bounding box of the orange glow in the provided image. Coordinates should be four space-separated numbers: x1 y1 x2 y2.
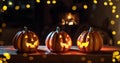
77 41 89 48
60 40 72 49
67 13 73 20
26 40 39 48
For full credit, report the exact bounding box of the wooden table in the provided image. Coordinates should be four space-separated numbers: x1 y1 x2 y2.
0 45 120 63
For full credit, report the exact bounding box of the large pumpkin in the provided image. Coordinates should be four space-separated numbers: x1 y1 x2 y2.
13 27 39 53
77 27 103 52
45 27 72 52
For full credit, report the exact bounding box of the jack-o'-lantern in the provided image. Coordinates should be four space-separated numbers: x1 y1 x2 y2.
77 27 103 52
45 26 72 52
13 27 39 53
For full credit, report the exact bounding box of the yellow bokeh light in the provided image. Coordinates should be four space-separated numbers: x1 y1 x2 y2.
112 59 116 62
112 9 116 13
52 0 56 4
47 0 51 4
116 14 119 18
104 2 108 6
36 0 40 3
108 0 111 1
72 5 77 11
15 5 20 10
2 58 6 61
93 0 98 4
3 53 11 60
8 1 13 6
26 4 31 9
83 4 88 9
2 5 7 11
117 41 120 45
110 20 115 25
112 6 117 9
109 2 113 6
112 31 116 35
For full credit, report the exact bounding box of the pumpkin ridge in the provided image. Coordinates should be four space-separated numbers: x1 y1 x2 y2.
46 32 53 50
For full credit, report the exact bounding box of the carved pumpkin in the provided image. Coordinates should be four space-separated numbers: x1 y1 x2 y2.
77 27 103 52
45 27 72 52
13 27 39 52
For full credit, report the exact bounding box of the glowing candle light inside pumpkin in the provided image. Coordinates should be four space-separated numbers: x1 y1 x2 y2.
77 41 89 48
26 40 39 48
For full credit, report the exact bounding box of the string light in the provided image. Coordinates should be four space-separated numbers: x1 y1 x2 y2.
112 31 116 35
110 20 115 25
83 4 88 9
26 4 31 9
72 5 77 11
47 0 51 4
109 1 113 6
104 2 108 6
36 0 40 3
52 0 56 4
112 6 117 9
112 9 116 13
15 5 20 10
8 1 13 6
115 14 119 19
2 5 7 11
93 0 98 4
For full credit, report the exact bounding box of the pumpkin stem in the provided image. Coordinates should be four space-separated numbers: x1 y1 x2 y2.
24 26 28 31
88 27 93 32
56 26 60 32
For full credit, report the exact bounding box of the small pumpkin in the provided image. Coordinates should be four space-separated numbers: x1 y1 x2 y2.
77 27 103 52
13 26 39 53
45 26 72 52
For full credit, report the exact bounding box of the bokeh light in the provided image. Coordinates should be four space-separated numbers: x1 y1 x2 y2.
15 5 20 10
72 5 77 11
52 0 56 4
115 14 119 19
109 2 113 6
36 0 40 3
104 2 108 6
8 1 13 6
2 5 8 11
26 4 31 9
112 9 116 13
47 0 51 4
110 20 115 25
117 41 120 45
112 31 116 35
93 0 98 4
112 6 117 9
2 23 6 28
83 4 88 9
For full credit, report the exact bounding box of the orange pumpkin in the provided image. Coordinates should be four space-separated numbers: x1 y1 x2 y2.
45 27 72 52
77 27 103 52
13 27 39 53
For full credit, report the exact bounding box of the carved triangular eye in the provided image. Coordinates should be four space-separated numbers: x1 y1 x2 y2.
25 35 28 39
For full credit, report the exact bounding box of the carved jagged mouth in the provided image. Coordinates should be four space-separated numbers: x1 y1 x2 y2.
26 40 39 48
